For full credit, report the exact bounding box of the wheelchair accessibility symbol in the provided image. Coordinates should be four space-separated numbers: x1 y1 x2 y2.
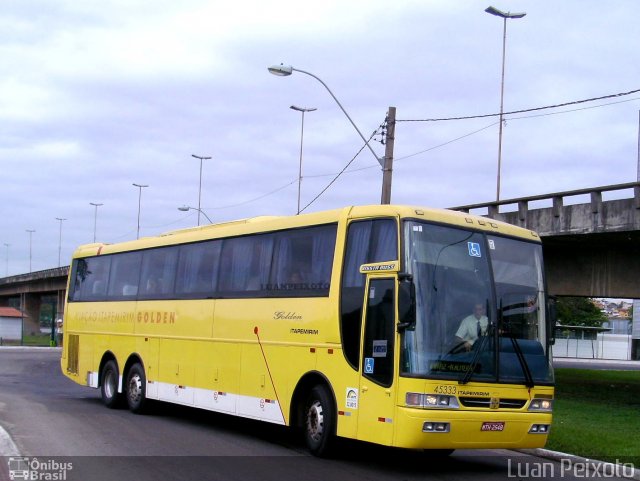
468 242 481 258
364 357 374 374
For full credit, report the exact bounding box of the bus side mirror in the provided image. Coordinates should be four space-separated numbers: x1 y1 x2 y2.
397 274 416 332
547 296 557 345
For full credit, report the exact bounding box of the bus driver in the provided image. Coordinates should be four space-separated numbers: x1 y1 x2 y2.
455 303 489 352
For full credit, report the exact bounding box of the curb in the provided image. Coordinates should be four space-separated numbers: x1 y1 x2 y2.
518 448 639 480
0 425 20 457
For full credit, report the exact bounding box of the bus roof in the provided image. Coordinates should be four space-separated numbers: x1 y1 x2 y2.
71 205 539 258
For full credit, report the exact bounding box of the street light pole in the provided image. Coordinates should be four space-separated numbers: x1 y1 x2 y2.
26 229 35 273
191 154 212 226
485 6 526 202
132 183 148 239
178 205 213 224
55 217 66 267
290 105 317 214
89 202 103 243
268 64 394 204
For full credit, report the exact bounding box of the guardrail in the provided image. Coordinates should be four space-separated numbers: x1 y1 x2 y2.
450 181 640 220
0 266 69 285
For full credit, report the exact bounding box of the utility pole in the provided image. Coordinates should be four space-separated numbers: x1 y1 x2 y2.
381 106 396 205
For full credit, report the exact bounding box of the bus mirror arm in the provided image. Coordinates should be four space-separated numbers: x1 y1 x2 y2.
397 274 416 332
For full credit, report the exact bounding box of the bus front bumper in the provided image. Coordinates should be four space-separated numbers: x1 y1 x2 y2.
393 406 552 450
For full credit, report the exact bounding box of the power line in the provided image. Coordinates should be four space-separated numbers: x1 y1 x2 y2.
508 95 640 121
206 179 298 210
398 87 640 123
299 129 379 213
395 121 500 162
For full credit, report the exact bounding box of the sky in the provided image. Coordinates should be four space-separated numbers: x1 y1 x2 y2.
1 0 640 276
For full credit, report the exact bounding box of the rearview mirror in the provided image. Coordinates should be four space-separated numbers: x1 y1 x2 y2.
397 274 416 332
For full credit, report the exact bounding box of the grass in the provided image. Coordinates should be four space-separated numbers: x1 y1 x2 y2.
546 368 640 465
0 333 55 347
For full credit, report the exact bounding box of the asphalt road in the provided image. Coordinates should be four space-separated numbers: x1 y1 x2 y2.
0 348 634 481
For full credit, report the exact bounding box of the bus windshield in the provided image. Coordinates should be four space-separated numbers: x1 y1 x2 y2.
400 220 553 385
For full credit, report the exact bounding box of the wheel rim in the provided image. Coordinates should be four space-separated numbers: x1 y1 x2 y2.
128 373 142 405
104 370 117 399
306 400 324 442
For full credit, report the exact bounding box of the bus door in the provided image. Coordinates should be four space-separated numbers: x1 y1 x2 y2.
357 276 397 445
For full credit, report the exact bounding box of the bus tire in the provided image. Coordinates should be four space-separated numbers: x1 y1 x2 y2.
304 385 335 457
101 360 122 409
424 448 454 457
125 363 147 414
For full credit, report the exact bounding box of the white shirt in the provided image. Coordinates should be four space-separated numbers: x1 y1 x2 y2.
455 314 488 345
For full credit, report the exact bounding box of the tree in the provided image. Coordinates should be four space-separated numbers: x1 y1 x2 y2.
556 297 607 327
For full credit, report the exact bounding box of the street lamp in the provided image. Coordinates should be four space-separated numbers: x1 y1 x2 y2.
192 154 212 226
268 64 392 204
178 205 213 224
26 229 35 273
485 6 526 201
89 202 103 243
55 217 66 267
290 105 317 214
132 183 148 239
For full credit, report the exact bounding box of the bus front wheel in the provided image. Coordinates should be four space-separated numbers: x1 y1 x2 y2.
125 363 147 414
100 360 122 409
304 385 335 457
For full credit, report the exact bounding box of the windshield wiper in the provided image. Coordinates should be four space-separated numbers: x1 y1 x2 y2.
507 330 535 388
459 323 492 385
500 299 535 388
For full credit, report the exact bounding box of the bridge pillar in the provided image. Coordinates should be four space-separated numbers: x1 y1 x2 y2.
20 293 42 336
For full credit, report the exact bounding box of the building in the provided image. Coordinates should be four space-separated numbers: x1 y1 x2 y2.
0 307 26 342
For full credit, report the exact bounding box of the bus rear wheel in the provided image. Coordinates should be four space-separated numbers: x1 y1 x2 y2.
424 449 455 457
100 360 122 409
125 363 147 414
304 385 335 457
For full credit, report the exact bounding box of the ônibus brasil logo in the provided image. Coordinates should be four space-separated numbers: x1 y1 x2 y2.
8 457 73 480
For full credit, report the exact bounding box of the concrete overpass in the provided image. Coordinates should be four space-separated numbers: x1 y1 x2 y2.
0 267 68 336
453 181 640 299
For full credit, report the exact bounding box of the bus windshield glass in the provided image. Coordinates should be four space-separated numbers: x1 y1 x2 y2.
400 220 553 385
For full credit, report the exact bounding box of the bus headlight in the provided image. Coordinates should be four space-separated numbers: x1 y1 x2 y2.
528 398 553 412
406 393 460 409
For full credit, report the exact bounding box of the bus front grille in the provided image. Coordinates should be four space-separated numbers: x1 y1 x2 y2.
458 397 526 409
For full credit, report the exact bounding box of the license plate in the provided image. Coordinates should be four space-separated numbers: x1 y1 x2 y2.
481 421 505 432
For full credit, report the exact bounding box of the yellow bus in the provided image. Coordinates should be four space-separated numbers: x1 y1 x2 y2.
61 205 554 456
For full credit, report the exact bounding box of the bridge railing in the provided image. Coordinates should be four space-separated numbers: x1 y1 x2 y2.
451 181 640 221
0 266 69 285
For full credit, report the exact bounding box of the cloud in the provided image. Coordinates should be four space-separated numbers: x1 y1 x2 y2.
1 0 640 275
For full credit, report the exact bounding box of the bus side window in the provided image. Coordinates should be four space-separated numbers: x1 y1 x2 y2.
363 278 396 386
340 219 398 369
269 224 336 296
140 246 179 299
107 252 142 300
175 241 220 298
218 234 274 296
76 256 111 301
